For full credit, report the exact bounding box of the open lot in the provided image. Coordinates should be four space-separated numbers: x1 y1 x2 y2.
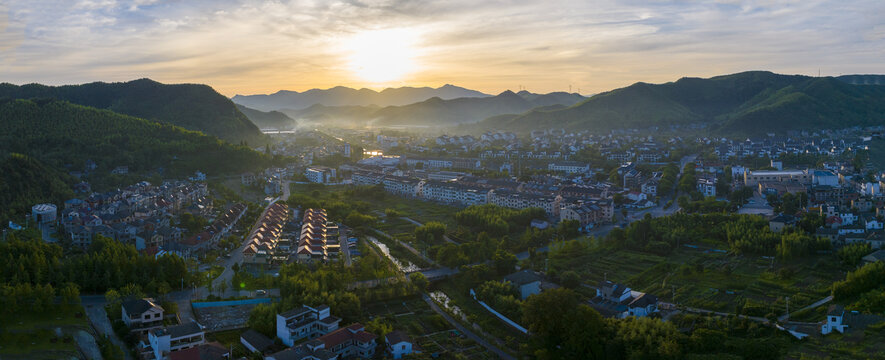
0 304 90 359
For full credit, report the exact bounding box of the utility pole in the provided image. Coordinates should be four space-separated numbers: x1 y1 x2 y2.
786 296 790 320
545 258 548 273
672 285 676 304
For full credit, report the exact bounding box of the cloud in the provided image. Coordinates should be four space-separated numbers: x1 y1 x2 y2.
1 0 884 95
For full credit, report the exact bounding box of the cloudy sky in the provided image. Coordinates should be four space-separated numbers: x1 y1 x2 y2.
2 0 884 96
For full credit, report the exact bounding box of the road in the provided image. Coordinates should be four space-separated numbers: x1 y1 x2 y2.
779 295 833 322
83 302 134 360
211 180 290 299
422 293 515 360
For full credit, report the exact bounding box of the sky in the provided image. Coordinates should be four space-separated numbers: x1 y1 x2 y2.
1 0 884 97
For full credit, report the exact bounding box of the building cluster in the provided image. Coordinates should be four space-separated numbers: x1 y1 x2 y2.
121 298 228 360
265 305 380 360
588 281 659 319
296 209 341 262
242 202 290 265
350 167 615 227
34 180 250 258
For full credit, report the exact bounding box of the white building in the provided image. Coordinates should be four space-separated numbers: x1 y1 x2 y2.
147 322 205 360
305 166 336 184
276 305 341 347
386 331 419 359
547 161 590 174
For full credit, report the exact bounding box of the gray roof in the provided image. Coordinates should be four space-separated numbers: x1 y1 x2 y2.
503 270 542 286
269 345 335 360
121 298 161 317
385 330 412 345
863 249 885 262
240 329 273 352
157 322 202 339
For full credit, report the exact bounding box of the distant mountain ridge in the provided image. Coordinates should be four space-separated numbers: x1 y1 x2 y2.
281 90 586 127
478 71 885 135
236 104 298 130
0 79 264 144
232 84 490 111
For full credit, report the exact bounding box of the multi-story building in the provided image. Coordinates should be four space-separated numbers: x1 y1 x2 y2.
489 189 562 216
421 180 489 206
147 322 205 360
547 161 590 174
276 304 341 347
305 166 337 184
121 298 164 335
743 169 810 186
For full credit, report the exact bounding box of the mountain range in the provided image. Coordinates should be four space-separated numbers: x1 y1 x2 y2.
232 84 490 111
279 90 586 127
477 71 885 136
236 104 298 130
0 79 264 144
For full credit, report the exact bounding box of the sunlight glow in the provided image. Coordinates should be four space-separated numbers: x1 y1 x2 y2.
344 28 420 84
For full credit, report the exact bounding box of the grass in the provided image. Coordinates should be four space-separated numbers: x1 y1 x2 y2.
0 304 89 358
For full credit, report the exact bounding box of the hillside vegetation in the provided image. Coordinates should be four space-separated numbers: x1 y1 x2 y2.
0 153 75 224
479 71 885 135
0 79 264 144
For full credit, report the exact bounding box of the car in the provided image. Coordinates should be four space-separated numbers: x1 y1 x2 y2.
255 289 267 296
224 254 232 259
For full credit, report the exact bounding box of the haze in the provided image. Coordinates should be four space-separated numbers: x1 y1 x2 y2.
2 0 884 96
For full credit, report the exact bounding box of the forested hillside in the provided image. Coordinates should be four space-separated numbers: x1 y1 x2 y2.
479 71 885 135
0 79 264 144
0 99 274 221
0 154 75 224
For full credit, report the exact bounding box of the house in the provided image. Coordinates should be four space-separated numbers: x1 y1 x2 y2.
148 322 206 360
590 281 659 319
316 323 377 359
276 305 341 347
385 331 419 359
121 298 165 334
769 214 797 233
503 270 543 300
240 329 274 354
822 305 848 335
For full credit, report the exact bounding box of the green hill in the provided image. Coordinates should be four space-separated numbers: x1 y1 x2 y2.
236 104 298 130
0 98 273 180
479 71 885 135
0 153 75 224
0 79 264 144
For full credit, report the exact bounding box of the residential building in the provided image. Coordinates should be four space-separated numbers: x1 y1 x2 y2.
488 189 562 216
743 169 810 187
385 331 419 359
276 305 341 347
122 298 165 334
316 323 377 359
305 166 336 184
147 322 206 360
503 270 543 300
590 281 658 319
240 329 274 354
547 161 590 174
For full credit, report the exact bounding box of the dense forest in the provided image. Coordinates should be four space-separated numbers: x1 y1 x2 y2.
0 79 265 144
0 230 191 296
0 153 75 224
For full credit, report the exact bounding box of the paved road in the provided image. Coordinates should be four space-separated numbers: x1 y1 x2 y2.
779 295 833 322
340 231 353 267
422 293 515 360
74 329 102 360
82 301 134 360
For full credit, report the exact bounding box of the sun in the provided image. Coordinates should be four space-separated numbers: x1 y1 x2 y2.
344 28 420 84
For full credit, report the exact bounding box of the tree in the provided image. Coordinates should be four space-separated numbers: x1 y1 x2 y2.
409 272 429 292
523 288 609 359
492 249 517 275
415 222 447 244
560 271 581 289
